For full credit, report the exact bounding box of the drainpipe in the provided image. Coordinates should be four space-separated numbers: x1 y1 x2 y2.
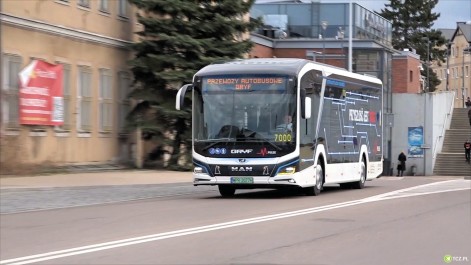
0 0 3 131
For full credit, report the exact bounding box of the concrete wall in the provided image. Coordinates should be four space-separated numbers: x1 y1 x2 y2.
391 91 455 176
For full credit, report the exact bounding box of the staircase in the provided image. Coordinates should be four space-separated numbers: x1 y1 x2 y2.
434 108 471 176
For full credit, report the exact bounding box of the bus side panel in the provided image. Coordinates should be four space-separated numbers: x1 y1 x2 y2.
367 161 383 179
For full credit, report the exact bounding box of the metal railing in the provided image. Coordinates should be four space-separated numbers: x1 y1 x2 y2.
432 92 456 169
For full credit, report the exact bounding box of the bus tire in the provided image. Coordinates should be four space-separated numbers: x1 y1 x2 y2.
352 159 366 189
218 185 236 197
304 162 323 196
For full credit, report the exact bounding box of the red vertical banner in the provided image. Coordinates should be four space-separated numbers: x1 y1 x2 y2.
19 60 63 125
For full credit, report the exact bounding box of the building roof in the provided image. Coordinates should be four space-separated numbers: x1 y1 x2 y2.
438 28 455 41
451 22 471 43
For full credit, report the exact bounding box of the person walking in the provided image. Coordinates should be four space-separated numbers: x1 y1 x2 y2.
465 97 471 108
468 108 471 127
397 151 407 176
464 140 471 163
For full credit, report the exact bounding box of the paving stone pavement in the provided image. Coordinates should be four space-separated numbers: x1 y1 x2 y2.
0 170 219 214
0 183 217 214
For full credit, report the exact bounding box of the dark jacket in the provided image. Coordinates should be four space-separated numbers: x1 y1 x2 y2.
465 142 471 151
398 152 407 170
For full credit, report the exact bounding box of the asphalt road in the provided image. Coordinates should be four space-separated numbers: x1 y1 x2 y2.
0 176 470 265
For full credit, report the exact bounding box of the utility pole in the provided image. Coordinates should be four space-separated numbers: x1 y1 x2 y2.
321 21 328 64
348 0 352 72
462 47 471 107
421 37 430 92
420 36 430 175
446 42 452 91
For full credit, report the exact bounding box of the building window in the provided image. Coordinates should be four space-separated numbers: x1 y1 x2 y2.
118 0 128 17
78 66 92 132
466 66 469 77
118 72 131 133
409 70 413 82
57 63 71 131
99 0 108 12
2 54 22 129
78 0 90 8
99 69 113 132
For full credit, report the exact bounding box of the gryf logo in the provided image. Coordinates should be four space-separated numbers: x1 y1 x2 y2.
231 149 253 154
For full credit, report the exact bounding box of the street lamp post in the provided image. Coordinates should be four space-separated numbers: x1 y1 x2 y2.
445 42 452 91
462 46 471 107
421 37 430 92
321 21 328 63
420 36 430 175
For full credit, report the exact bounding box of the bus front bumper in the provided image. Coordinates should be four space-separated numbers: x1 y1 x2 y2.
193 173 306 187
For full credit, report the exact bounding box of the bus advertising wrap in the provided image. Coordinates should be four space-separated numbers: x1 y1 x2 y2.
18 60 63 125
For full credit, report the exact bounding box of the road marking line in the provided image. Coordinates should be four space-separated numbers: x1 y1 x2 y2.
1 180 469 265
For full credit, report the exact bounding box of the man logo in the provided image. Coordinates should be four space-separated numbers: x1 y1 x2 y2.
231 166 253 172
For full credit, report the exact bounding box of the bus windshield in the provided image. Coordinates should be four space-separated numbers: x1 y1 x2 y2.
193 75 297 154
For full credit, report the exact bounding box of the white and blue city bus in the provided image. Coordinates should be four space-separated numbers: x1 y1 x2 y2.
176 58 383 197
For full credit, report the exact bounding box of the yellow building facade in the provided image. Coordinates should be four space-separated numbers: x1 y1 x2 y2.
1 0 138 172
432 23 471 108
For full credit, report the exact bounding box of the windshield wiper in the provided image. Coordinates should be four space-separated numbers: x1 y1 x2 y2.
256 138 283 151
201 138 235 151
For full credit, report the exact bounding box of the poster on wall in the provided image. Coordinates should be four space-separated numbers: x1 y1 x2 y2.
408 126 424 157
18 60 63 126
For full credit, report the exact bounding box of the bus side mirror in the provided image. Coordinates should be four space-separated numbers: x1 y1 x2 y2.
304 97 311 119
300 88 311 119
176 84 193 110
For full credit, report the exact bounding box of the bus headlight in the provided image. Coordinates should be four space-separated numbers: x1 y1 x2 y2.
194 167 206 174
278 166 296 175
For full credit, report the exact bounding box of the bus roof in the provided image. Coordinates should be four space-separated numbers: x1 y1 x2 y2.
195 58 382 85
195 58 309 77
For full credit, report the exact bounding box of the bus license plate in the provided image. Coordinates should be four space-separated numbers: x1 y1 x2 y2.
231 177 253 184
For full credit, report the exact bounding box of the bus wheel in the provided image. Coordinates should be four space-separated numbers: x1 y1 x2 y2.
304 162 323 196
352 159 366 189
218 185 236 197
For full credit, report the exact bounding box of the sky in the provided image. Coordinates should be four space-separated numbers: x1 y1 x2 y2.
324 0 471 29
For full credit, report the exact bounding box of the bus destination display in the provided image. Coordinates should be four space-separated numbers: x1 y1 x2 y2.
203 77 286 91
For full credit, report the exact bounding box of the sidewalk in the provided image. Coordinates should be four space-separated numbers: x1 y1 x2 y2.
0 170 193 189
